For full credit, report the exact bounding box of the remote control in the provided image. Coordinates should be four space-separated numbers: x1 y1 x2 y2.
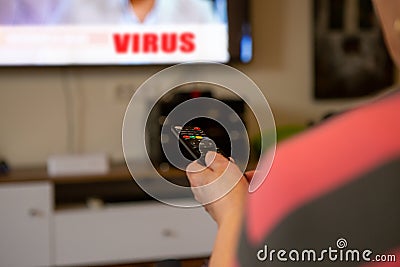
171 125 228 166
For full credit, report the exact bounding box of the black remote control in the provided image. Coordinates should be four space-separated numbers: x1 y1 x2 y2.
171 125 228 166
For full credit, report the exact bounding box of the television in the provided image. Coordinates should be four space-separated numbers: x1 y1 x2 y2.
0 0 252 66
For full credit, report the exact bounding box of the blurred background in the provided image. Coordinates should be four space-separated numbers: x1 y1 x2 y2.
0 0 398 266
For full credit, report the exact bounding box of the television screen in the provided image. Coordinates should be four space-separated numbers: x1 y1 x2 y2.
0 0 252 66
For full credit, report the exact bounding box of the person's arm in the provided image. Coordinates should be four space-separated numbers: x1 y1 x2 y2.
186 152 250 266
208 187 246 267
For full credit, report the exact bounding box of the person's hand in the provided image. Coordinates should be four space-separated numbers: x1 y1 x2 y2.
186 151 249 226
187 152 254 266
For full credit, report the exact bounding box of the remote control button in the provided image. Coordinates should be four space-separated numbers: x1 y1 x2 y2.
194 127 201 131
195 136 203 139
182 135 190 139
190 136 196 139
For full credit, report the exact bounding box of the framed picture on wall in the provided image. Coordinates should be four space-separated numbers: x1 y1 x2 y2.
313 0 394 99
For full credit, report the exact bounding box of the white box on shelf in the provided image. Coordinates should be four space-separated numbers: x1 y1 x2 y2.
47 153 109 177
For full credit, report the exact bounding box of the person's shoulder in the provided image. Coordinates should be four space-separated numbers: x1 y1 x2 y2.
157 0 216 24
54 0 124 24
244 91 400 248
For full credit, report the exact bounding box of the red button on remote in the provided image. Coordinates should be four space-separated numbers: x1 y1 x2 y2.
194 127 200 131
182 135 190 139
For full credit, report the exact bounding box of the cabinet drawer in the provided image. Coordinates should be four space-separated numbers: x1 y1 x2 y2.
55 200 216 266
0 182 52 267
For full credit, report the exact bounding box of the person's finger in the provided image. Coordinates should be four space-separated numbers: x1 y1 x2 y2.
205 151 228 171
186 161 213 187
186 160 205 173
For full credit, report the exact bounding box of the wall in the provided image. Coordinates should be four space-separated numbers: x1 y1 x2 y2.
0 0 397 167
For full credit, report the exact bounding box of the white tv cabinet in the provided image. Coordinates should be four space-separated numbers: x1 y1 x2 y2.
0 165 216 267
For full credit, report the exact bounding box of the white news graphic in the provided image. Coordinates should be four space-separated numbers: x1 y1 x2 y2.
0 25 228 65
